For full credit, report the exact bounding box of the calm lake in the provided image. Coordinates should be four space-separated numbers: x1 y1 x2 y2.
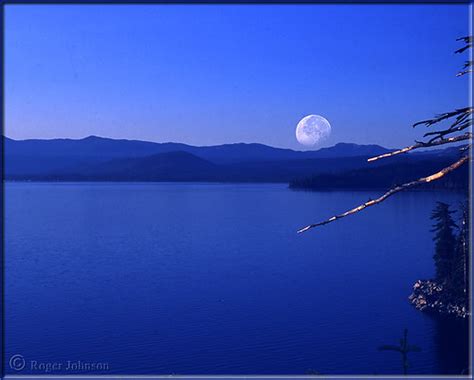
4 182 469 375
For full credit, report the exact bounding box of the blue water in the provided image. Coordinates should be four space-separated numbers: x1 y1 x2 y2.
4 182 469 375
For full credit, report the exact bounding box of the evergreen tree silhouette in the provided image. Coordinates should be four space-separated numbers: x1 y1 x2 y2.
431 202 457 286
452 202 470 304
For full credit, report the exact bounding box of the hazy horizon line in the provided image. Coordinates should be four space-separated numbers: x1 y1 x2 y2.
4 134 397 151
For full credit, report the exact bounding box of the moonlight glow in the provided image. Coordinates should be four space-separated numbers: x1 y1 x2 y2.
295 115 331 146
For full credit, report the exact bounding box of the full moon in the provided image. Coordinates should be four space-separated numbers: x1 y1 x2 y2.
296 114 331 146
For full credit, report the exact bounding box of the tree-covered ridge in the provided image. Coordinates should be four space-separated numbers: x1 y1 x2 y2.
289 157 469 191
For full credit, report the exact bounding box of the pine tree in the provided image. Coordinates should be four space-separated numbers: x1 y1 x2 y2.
452 201 470 305
431 202 457 285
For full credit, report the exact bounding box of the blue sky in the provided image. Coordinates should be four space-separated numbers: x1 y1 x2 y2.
5 4 470 150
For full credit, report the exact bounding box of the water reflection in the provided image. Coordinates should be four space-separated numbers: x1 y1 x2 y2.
433 316 470 374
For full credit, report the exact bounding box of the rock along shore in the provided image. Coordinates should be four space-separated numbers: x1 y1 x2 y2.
409 280 470 319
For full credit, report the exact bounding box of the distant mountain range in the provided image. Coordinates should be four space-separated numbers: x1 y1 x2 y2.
3 136 467 185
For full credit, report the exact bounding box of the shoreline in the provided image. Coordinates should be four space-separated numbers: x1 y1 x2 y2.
409 280 470 319
3 179 469 193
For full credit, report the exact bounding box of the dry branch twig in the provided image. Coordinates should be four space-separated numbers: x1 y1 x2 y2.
455 36 473 54
413 108 472 128
368 133 472 162
297 155 469 233
457 70 473 77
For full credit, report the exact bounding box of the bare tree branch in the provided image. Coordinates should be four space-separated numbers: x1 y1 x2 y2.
410 107 472 144
457 70 473 77
423 121 471 142
455 36 472 54
456 36 473 43
413 108 472 128
457 61 473 76
463 60 473 68
297 155 469 233
368 133 472 162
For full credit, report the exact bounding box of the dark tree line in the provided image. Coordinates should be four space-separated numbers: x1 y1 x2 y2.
290 157 469 191
431 202 470 307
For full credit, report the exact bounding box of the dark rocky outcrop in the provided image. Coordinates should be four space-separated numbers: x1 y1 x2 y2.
409 280 469 319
